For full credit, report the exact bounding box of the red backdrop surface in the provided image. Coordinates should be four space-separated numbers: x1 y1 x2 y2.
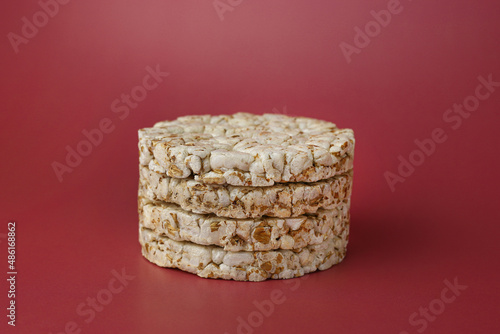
1 0 499 333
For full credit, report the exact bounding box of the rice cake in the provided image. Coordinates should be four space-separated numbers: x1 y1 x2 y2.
139 166 352 219
139 196 350 251
139 113 354 186
139 226 348 281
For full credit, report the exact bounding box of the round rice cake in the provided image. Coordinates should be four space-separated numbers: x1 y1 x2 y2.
139 113 354 186
139 226 348 281
139 166 352 219
139 196 350 251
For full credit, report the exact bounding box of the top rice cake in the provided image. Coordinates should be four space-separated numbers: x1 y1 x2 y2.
139 113 354 186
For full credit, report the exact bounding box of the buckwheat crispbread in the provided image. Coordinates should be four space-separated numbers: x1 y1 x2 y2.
139 113 354 186
139 196 350 251
139 226 348 281
139 166 352 219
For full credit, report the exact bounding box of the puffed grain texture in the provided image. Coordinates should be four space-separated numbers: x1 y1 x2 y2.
139 196 350 251
139 167 353 218
139 226 348 281
139 113 354 186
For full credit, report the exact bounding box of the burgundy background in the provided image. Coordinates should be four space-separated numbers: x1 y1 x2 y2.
1 0 499 333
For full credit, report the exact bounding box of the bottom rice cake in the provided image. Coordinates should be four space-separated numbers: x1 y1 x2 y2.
139 197 350 252
139 225 349 282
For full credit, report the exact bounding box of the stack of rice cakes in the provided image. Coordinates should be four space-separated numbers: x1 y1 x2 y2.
138 113 354 281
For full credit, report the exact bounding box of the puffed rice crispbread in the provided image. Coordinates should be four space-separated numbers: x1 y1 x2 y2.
138 113 355 281
139 113 354 186
139 166 352 219
139 225 349 282
139 196 350 251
